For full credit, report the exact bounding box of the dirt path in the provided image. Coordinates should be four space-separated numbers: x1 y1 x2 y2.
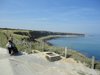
0 47 100 75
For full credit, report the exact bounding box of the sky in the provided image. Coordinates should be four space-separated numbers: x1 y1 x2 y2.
0 0 100 34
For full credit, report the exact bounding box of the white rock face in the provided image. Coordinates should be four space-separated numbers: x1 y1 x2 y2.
0 47 100 75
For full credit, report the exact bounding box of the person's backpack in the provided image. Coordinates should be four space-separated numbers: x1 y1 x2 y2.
13 47 19 54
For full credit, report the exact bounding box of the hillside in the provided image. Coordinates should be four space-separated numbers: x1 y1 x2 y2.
0 28 85 52
0 28 100 70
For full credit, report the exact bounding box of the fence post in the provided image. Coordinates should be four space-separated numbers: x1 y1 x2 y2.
0 37 1 47
30 42 32 51
65 47 68 58
42 41 44 52
44 41 45 51
41 41 43 52
91 56 95 69
0 35 2 47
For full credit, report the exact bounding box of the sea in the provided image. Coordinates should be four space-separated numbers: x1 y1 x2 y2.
47 34 100 60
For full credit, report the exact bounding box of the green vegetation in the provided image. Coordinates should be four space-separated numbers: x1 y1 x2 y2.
0 28 100 70
0 32 8 47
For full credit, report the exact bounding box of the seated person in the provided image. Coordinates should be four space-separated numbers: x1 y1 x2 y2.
6 39 18 55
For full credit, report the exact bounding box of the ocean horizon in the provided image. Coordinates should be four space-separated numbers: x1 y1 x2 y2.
47 34 100 61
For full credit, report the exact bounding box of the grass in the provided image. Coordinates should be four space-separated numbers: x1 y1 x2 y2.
0 28 100 70
0 32 8 47
36 35 100 70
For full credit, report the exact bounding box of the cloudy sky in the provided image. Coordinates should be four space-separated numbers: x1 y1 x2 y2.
0 0 100 34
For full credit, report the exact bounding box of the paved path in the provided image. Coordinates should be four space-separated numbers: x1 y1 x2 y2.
0 47 100 75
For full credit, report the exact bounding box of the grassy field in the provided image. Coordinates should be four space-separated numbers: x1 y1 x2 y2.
0 28 100 70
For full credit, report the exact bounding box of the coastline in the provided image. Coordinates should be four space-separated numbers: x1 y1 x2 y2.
38 35 64 45
36 35 100 70
0 28 100 70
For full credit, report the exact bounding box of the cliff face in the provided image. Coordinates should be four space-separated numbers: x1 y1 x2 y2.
0 47 100 75
0 28 85 38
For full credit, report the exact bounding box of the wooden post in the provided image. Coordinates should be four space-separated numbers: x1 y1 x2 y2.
0 36 1 46
43 41 45 51
1 35 2 47
65 47 68 58
30 42 32 50
91 56 95 69
42 41 44 52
